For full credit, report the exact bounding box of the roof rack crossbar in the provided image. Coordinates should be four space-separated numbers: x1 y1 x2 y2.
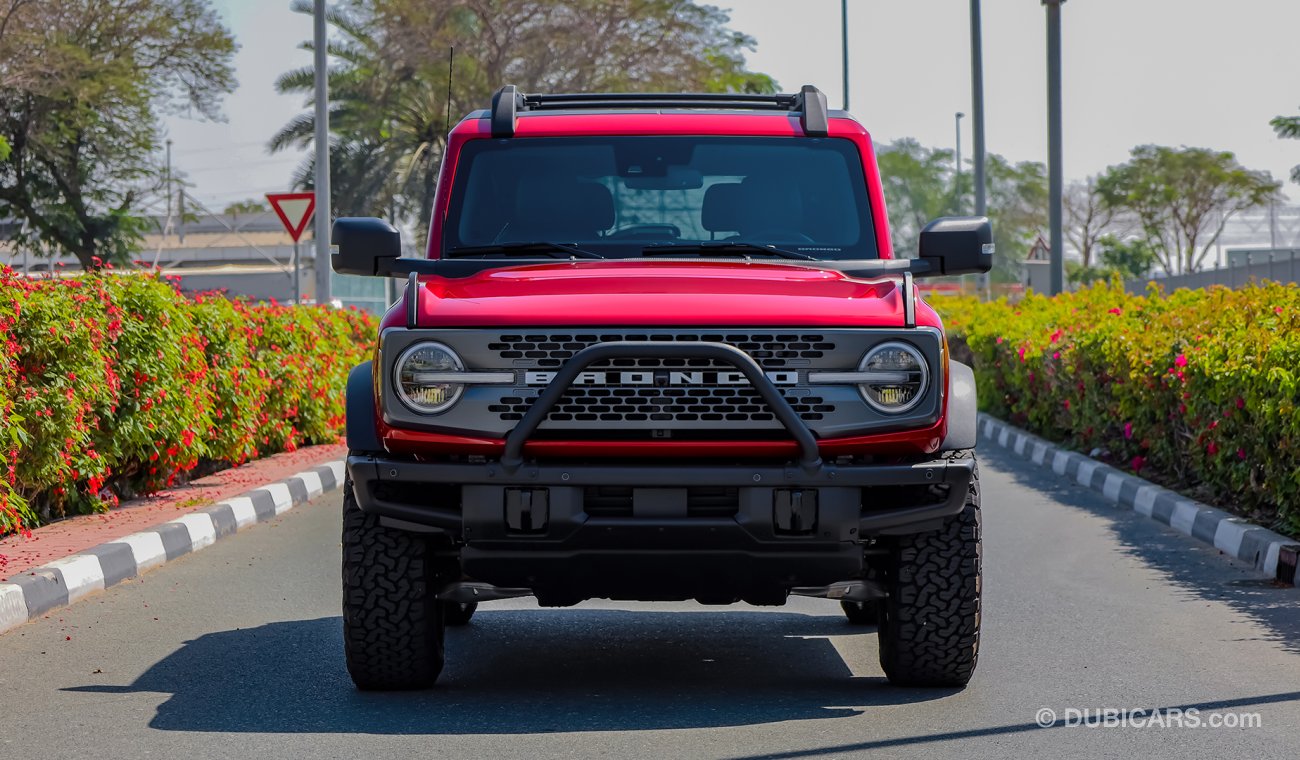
488 84 830 138
525 92 798 108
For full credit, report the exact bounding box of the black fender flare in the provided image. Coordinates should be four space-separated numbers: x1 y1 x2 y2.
941 361 978 451
346 361 383 453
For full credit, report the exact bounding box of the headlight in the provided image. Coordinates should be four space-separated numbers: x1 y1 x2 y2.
394 341 465 414
857 341 928 413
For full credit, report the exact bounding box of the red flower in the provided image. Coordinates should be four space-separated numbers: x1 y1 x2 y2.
1206 441 1219 455
1174 354 1187 368
1131 456 1146 471
1123 422 1133 439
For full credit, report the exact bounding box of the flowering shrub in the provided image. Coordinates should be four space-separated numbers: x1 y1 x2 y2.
934 282 1300 537
0 268 375 535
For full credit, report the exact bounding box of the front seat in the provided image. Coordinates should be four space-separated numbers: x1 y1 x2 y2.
510 178 615 242
736 176 805 240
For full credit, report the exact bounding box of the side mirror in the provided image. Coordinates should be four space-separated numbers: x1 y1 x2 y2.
331 217 402 277
917 216 993 276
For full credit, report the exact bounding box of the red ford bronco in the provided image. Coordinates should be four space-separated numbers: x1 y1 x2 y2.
333 85 992 690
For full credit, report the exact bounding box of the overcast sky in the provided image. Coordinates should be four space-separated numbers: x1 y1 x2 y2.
163 0 1300 211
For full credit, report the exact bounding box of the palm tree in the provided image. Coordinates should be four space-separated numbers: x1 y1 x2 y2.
269 2 453 226
269 0 777 228
1272 110 1300 184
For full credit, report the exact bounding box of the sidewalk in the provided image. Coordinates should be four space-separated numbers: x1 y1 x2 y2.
0 443 346 581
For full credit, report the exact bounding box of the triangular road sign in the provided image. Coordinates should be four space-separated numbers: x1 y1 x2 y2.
266 191 317 242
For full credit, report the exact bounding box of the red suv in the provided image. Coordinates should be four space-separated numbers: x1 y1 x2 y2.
333 85 992 690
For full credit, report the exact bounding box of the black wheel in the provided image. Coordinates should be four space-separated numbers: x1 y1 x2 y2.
443 601 477 626
341 475 445 690
877 452 981 687
841 600 878 625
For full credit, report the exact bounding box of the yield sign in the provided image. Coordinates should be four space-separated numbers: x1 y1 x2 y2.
266 191 317 242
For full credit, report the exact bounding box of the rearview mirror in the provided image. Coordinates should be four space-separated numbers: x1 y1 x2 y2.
624 166 704 190
331 217 402 277
916 216 993 276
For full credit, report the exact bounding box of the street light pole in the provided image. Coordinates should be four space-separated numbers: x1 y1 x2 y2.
969 0 986 219
969 0 990 298
313 0 332 306
840 0 850 111
1044 0 1066 296
955 112 965 213
164 138 173 239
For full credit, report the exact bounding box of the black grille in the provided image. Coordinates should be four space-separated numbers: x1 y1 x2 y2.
489 387 833 423
484 332 840 427
487 333 835 369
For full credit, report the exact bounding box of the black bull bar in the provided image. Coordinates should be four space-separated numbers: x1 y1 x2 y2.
347 340 973 536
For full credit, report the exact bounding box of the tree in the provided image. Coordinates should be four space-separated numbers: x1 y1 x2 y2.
875 139 965 255
1064 177 1129 269
1271 109 1300 184
270 0 777 227
876 140 1045 281
1097 235 1157 280
984 154 1048 282
0 0 235 269
1067 234 1157 286
223 199 270 217
1096 145 1281 275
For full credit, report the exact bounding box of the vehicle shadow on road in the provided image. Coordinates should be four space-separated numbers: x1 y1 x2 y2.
63 609 956 734
979 445 1300 656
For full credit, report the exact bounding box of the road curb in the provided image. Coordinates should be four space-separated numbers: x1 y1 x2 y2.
978 414 1298 587
0 460 346 635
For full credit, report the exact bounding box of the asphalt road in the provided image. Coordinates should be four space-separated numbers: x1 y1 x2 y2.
2 446 1298 759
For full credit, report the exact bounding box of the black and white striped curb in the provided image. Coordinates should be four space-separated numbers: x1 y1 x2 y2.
979 414 1298 586
0 460 345 635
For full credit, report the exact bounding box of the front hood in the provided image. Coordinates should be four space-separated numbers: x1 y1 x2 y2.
410 260 914 327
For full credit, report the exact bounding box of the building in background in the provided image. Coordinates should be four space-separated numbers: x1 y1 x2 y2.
0 211 392 314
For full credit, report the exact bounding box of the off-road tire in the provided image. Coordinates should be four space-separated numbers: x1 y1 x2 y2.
342 475 445 690
841 600 878 625
877 452 981 687
443 602 477 626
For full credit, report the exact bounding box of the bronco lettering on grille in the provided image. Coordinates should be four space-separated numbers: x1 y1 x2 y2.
523 370 799 386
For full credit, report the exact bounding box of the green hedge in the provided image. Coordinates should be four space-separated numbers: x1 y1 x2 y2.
0 268 375 536
934 283 1300 537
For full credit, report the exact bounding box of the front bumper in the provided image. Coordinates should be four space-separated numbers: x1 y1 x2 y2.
350 338 970 603
347 454 971 604
348 453 973 534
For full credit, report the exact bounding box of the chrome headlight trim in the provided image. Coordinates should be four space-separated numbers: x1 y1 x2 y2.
854 340 929 414
393 341 466 415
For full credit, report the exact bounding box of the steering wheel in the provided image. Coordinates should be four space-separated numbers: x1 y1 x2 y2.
744 229 816 244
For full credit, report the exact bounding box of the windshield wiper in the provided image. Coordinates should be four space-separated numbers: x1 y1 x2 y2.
447 242 607 259
641 242 817 261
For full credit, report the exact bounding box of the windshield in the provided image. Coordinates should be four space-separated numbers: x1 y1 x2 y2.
445 136 878 260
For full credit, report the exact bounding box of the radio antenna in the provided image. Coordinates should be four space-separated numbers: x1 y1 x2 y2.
443 46 454 138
